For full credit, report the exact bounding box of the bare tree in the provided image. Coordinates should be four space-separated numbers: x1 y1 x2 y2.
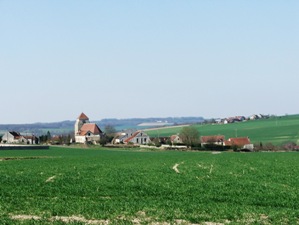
180 126 200 147
104 125 116 137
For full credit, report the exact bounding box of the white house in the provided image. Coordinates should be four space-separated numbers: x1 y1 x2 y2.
113 129 136 144
74 113 103 144
123 130 151 145
1 131 38 144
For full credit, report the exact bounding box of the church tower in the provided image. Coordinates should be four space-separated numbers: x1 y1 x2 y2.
74 112 90 135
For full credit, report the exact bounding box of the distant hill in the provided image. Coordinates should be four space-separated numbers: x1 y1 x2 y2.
100 117 204 130
0 117 204 136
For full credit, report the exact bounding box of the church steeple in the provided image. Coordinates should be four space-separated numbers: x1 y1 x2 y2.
75 112 90 135
78 112 89 120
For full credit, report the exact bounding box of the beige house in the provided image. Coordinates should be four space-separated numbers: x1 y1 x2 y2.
74 113 103 144
170 134 182 145
200 135 225 147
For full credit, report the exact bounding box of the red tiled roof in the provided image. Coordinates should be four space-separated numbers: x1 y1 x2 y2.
23 136 35 139
78 112 89 120
79 123 102 135
170 135 179 142
225 137 250 147
201 135 225 143
124 131 140 143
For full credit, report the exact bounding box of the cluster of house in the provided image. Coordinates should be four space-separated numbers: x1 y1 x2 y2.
216 114 269 124
1 131 38 145
74 113 253 150
0 112 253 151
74 113 151 145
200 135 253 150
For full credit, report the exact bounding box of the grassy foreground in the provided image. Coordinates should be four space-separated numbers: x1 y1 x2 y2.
0 147 298 224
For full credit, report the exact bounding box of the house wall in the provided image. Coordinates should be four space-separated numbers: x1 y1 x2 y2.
19 137 28 144
1 132 16 144
75 119 89 135
75 135 86 143
2 133 38 144
86 135 101 143
171 136 182 144
75 134 101 143
119 135 128 143
130 137 150 144
115 135 128 144
75 136 83 143
130 133 151 144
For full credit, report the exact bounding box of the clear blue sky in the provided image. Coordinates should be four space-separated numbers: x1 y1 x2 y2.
1 1 298 124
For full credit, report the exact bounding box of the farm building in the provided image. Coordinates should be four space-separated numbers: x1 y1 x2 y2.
224 137 253 150
200 135 225 146
122 130 151 145
170 134 182 144
113 129 136 144
1 131 38 144
74 113 103 144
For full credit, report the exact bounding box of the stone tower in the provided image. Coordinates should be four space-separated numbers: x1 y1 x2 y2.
74 112 90 136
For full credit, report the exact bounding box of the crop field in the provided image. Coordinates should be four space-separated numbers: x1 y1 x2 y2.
0 147 298 224
146 114 299 146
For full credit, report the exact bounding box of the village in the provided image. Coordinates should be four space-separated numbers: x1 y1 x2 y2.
1 112 257 151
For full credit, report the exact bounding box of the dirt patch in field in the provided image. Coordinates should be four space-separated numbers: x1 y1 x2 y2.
172 162 184 173
203 222 226 225
11 214 109 224
237 213 270 224
11 215 41 220
10 213 227 225
173 163 180 173
46 175 56 183
120 211 213 225
51 215 109 224
211 152 222 155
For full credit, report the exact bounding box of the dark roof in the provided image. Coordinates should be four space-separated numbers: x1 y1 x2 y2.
9 131 21 137
201 135 225 143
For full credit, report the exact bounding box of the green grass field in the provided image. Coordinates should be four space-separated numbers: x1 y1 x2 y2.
0 147 298 224
146 114 299 146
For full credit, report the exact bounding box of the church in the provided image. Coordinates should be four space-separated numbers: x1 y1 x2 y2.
74 113 103 143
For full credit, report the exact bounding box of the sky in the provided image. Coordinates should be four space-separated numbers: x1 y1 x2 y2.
1 1 298 124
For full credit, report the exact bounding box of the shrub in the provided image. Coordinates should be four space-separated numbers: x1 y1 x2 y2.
203 144 229 151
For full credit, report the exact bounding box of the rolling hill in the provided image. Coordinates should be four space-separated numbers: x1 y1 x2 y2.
146 114 299 146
